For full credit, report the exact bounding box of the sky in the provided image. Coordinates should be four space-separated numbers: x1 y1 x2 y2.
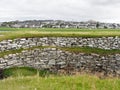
0 0 120 23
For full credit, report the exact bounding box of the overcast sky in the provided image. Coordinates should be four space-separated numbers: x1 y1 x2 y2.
0 0 120 23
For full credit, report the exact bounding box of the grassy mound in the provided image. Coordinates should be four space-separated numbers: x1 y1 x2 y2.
3 67 51 78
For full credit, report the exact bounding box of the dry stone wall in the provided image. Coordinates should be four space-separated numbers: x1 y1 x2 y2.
0 48 120 76
0 36 120 52
0 36 120 76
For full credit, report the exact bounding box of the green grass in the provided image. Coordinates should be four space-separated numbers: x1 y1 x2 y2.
0 28 120 41
60 47 120 55
0 75 120 90
3 67 38 77
0 46 49 58
3 67 51 78
0 66 120 90
0 46 120 58
0 48 24 58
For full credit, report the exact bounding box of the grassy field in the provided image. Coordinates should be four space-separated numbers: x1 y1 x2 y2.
0 28 120 41
0 67 120 90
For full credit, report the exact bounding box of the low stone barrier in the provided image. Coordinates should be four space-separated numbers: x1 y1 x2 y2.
0 36 120 52
0 48 120 76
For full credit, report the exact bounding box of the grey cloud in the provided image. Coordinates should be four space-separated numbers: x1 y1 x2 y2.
0 0 120 23
89 0 120 6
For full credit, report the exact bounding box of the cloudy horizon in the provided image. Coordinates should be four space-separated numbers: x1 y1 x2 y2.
0 0 120 23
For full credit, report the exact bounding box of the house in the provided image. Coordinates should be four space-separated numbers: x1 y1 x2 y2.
87 23 96 29
1 20 120 29
98 23 105 29
52 25 60 28
11 24 22 28
0 23 2 27
68 24 77 28
78 23 88 28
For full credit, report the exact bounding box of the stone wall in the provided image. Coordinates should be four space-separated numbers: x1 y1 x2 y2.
0 48 120 76
0 36 120 52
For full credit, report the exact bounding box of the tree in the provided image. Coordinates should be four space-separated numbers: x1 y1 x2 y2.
96 22 100 28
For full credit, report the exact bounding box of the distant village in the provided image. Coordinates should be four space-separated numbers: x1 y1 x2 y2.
0 20 120 29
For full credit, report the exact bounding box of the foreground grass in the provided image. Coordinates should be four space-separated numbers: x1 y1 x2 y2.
0 28 120 41
1 66 120 90
1 67 120 90
0 75 120 90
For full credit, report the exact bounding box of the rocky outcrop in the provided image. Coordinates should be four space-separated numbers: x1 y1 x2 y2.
0 48 120 76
